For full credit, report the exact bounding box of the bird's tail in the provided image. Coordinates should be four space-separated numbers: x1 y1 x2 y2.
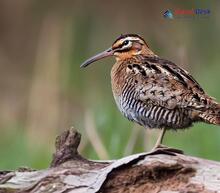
199 103 220 125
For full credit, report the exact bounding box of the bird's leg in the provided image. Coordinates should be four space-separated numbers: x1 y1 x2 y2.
153 128 183 154
153 128 166 149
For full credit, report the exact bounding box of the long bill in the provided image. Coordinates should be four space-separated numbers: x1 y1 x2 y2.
80 47 114 68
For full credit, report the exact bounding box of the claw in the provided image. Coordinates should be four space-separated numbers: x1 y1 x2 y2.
153 144 184 155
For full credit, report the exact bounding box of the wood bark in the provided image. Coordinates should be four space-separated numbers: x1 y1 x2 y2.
0 128 220 193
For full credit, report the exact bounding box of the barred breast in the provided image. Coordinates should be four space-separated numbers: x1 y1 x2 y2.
111 59 193 130
115 82 193 129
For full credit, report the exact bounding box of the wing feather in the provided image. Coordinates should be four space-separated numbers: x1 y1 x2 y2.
130 56 215 110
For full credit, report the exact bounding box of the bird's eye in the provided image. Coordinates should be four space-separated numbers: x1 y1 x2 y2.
123 40 129 45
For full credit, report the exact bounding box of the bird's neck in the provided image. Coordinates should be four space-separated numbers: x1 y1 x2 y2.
111 60 127 96
142 47 156 57
111 57 139 96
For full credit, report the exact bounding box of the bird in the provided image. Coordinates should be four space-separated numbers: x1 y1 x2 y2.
80 34 220 150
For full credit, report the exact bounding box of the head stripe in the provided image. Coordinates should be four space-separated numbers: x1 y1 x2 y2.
113 34 146 45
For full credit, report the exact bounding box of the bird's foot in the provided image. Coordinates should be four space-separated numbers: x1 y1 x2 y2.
152 144 184 155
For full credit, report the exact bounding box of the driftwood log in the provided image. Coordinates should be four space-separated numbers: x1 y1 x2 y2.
0 128 220 193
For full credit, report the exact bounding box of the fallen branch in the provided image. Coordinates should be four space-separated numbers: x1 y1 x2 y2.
0 128 220 193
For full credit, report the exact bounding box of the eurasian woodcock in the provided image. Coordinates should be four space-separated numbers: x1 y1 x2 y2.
80 34 220 149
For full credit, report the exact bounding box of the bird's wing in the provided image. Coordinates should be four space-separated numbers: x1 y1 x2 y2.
128 56 215 110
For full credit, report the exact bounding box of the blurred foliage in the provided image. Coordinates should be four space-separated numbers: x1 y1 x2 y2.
0 0 220 170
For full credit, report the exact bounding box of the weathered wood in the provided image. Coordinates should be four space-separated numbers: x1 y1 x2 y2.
0 128 220 193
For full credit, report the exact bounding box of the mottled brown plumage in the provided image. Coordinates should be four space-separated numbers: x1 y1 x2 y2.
81 34 220 148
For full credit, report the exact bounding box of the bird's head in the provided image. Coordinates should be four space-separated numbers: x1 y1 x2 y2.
80 34 155 68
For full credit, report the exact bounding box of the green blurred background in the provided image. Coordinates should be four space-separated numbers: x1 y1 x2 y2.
0 0 220 170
